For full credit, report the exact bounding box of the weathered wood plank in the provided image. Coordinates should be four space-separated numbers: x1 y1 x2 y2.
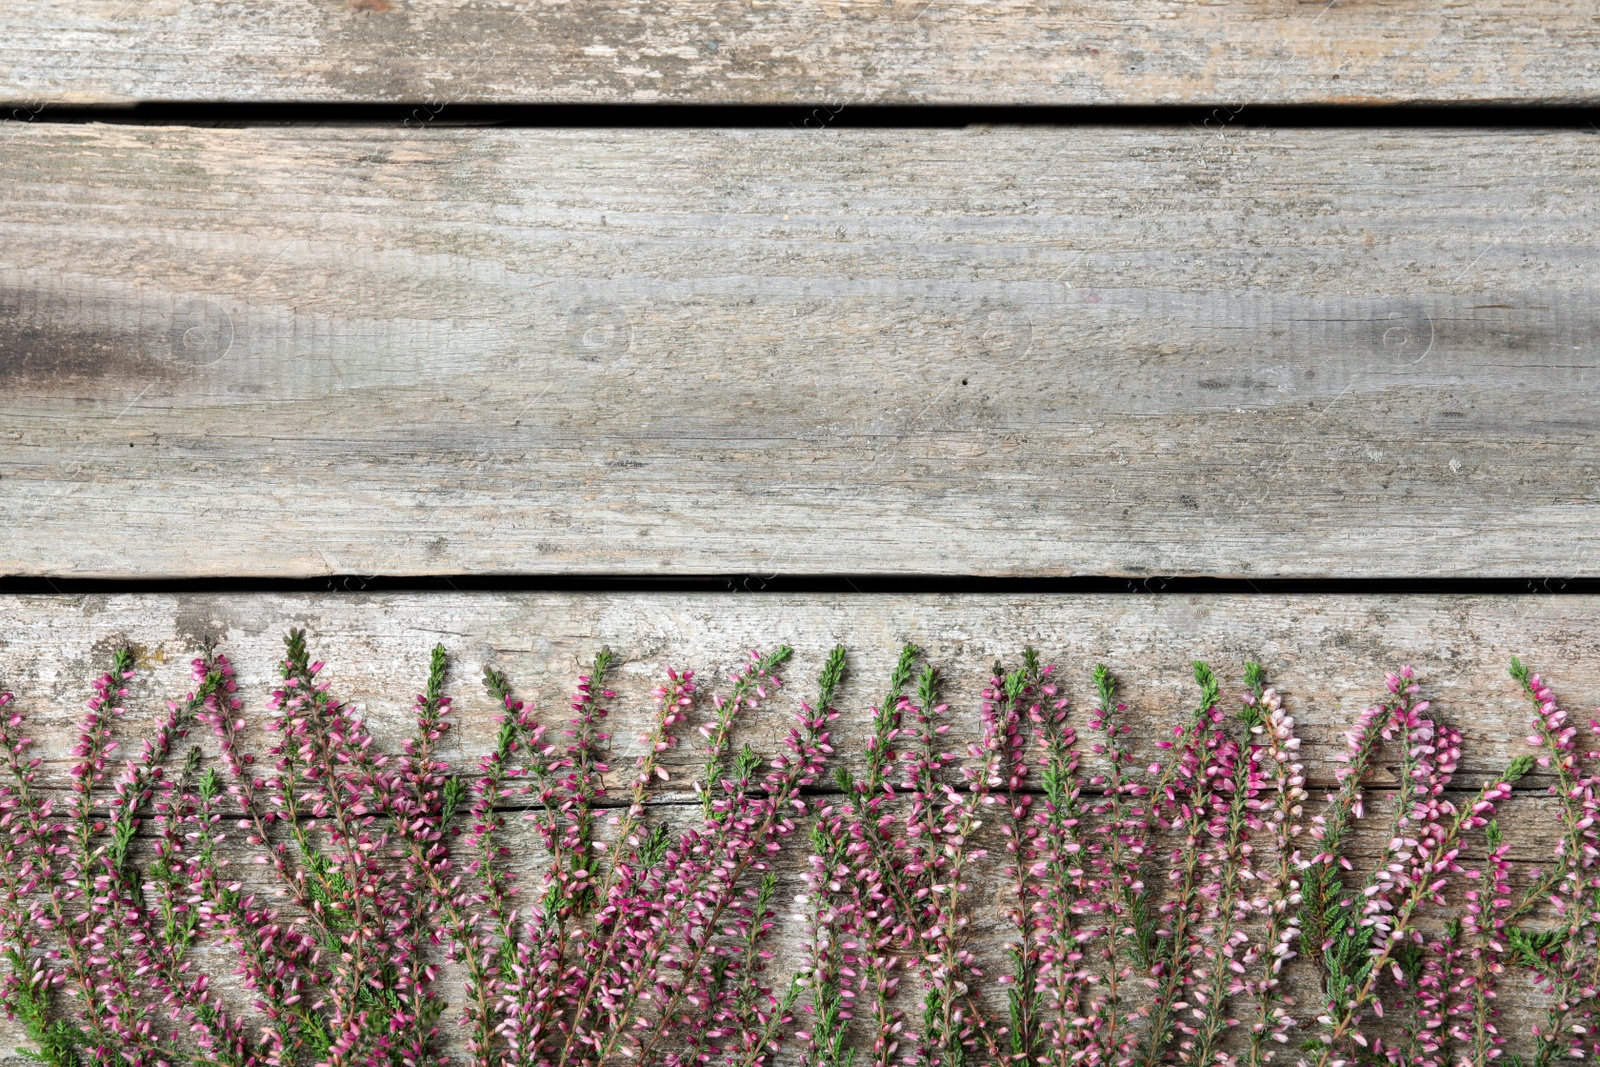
1 592 1594 1063
0 593 1593 790
4 1 1599 107
5 125 1600 578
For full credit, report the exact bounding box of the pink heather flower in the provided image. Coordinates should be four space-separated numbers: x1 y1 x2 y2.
1077 664 1156 1064
0 639 1565 1067
1238 681 1306 1064
1513 659 1600 1063
1445 830 1514 1065
1142 662 1233 1063
1306 668 1531 1067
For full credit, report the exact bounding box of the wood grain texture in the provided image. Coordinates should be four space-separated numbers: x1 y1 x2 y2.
1 592 1595 1062
4 124 1600 579
4 1 1599 106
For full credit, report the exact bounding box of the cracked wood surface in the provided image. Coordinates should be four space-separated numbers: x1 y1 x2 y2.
4 0 1599 107
5 124 1600 578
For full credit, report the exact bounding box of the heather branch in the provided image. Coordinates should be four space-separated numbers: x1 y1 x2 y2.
1137 660 1225 1067
0 690 82 1067
698 649 794 822
994 653 1048 1067
833 653 1006 1067
553 663 695 1067
474 665 540 1004
1309 755 1534 1066
625 646 841 1067
1012 660 1086 1067
1078 664 1150 1063
1298 697 1384 1004
1451 819 1513 1067
1239 666 1305 1066
146 749 254 1067
270 634 389 1062
41 651 139 1063
502 650 618 1067
1507 659 1600 1065
551 647 794 1067
1188 696 1264 1067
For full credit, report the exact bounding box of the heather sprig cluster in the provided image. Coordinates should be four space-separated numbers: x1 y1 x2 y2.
1508 658 1600 1067
1299 668 1533 1067
0 635 1585 1067
795 653 1311 1067
0 634 838 1067
791 653 1552 1067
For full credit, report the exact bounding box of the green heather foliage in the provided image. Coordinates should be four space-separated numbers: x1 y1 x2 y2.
0 635 1587 1067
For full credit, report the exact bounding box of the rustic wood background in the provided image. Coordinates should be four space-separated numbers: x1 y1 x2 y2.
6 1 1599 106
5 124 1599 578
4 2 1599 1061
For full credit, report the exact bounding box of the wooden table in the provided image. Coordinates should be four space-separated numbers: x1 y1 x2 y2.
3 5 1598 1061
